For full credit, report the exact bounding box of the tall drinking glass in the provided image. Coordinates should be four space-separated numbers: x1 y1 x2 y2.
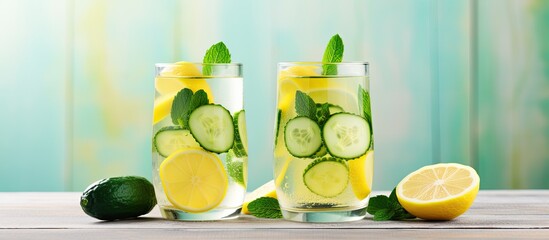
152 62 247 221
274 62 373 222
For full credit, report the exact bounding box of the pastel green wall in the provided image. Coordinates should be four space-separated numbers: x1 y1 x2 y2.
1 0 548 191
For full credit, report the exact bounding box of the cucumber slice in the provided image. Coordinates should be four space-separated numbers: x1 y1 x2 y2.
188 104 234 153
232 110 248 157
153 126 201 157
284 116 323 158
303 157 349 198
323 113 371 159
328 105 344 114
274 109 282 146
226 149 246 187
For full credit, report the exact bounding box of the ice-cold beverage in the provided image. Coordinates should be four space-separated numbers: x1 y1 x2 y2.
152 63 247 221
274 62 373 222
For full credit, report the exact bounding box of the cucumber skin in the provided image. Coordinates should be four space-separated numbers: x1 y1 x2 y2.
153 126 198 158
188 104 234 153
303 157 349 198
232 110 247 157
322 112 371 160
274 109 282 146
283 116 323 158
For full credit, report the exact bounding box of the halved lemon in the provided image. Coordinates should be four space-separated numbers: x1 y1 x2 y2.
152 93 176 124
348 151 374 200
241 180 277 214
396 163 480 220
159 149 228 213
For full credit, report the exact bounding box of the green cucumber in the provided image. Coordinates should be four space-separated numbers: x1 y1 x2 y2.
226 149 246 187
322 113 371 159
153 126 201 157
188 104 234 153
284 116 323 158
232 110 248 157
274 109 282 146
328 105 344 114
303 157 349 198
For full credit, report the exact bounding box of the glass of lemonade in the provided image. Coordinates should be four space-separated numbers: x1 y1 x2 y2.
274 62 373 222
152 62 247 221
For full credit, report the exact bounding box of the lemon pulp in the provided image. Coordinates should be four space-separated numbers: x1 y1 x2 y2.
159 149 228 213
396 163 480 220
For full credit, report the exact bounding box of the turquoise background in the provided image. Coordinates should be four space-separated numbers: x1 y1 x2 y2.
1 0 548 191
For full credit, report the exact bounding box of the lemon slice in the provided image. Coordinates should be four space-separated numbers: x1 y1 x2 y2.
159 149 228 213
152 93 176 124
348 151 374 200
155 61 214 101
241 180 277 214
396 163 480 220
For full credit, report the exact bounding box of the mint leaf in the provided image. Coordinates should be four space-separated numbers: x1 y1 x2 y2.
315 103 331 127
171 88 194 127
366 195 390 215
393 209 416 220
322 34 344 75
171 88 210 128
373 209 395 221
203 42 231 75
189 89 209 110
367 189 416 221
248 197 283 219
295 90 317 120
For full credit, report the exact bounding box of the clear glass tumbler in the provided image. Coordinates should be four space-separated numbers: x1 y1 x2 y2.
274 62 373 222
152 62 247 221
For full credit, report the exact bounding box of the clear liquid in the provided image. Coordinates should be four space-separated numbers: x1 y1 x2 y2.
152 76 247 220
274 75 374 213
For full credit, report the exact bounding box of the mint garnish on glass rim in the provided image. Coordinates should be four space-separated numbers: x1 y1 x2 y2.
322 34 344 75
202 42 232 75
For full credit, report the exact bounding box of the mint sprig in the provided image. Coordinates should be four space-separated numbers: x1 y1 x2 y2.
295 91 331 127
322 34 344 75
170 88 209 128
203 42 231 75
367 188 416 221
295 90 317 121
247 197 283 219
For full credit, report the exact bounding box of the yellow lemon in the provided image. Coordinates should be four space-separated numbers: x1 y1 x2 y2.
152 93 176 124
155 61 214 101
241 180 277 214
307 88 358 114
348 151 374 200
159 149 228 213
396 163 480 220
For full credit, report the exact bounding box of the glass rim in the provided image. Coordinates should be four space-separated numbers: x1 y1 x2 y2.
155 62 242 68
278 61 369 66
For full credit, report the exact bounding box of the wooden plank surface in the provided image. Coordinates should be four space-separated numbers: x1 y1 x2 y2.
2 229 549 240
0 191 547 236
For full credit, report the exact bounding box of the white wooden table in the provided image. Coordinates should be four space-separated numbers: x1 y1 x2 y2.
1 191 548 239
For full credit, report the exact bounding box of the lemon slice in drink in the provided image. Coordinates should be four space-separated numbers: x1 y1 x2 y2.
348 151 374 200
152 93 176 124
396 163 480 220
155 61 214 100
241 180 277 214
159 149 228 213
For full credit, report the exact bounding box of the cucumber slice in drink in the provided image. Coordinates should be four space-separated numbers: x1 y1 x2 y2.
323 113 371 159
328 105 344 114
188 104 234 153
274 109 282 146
303 157 349 198
284 116 323 158
226 149 246 187
153 126 201 157
232 110 248 157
